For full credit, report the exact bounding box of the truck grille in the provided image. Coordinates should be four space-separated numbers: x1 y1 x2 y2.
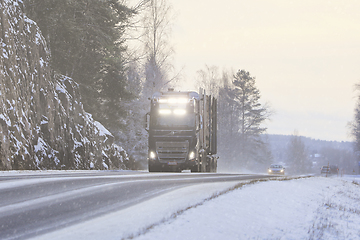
156 141 189 162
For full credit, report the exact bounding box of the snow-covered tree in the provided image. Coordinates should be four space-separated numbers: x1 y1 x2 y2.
117 62 148 169
141 0 175 96
24 0 135 132
195 67 272 171
286 132 309 174
116 0 177 169
224 70 271 168
196 65 221 97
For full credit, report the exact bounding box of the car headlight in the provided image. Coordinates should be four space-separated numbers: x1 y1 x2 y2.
281 169 284 172
268 169 272 173
149 151 157 160
189 151 195 160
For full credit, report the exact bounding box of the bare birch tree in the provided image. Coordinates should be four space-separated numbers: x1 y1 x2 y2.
196 65 221 97
286 131 309 174
142 0 175 96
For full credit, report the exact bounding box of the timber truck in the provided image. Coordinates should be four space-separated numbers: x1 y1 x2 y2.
145 88 217 172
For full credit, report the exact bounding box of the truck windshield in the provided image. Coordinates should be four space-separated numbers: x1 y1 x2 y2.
152 112 195 128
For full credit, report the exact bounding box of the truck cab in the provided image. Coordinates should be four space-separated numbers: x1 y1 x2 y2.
145 89 217 172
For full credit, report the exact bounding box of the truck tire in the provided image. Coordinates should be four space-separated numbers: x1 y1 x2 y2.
191 164 199 173
148 163 159 172
211 157 217 173
206 156 211 172
200 154 207 172
213 157 217 173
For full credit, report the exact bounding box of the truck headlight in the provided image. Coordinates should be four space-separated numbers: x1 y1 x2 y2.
189 151 195 160
159 109 171 115
149 151 157 160
174 109 186 115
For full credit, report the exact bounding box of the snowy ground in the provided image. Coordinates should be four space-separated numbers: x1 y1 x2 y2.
3 171 359 240
133 175 360 240
134 175 360 240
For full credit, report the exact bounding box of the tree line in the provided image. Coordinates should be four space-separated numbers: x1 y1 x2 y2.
21 0 278 171
24 0 135 132
195 66 273 171
350 83 360 173
22 0 179 169
23 0 357 172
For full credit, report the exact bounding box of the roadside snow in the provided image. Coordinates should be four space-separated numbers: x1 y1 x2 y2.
135 176 360 240
94 121 113 137
26 174 360 240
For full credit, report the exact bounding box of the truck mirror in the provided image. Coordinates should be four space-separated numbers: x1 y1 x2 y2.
145 112 150 132
195 114 202 133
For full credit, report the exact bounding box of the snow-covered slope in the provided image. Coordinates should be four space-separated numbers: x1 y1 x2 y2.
31 175 360 240
135 176 360 240
0 0 127 170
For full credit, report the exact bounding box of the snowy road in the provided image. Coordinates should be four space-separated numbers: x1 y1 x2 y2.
0 171 272 240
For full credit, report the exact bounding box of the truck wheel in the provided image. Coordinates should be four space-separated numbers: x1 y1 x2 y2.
200 155 207 172
148 163 159 172
206 156 211 172
191 165 199 173
213 158 217 173
211 157 217 173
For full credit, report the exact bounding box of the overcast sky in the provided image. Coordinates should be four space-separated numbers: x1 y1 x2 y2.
167 0 360 142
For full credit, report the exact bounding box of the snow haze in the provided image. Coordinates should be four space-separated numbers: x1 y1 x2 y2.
169 0 360 142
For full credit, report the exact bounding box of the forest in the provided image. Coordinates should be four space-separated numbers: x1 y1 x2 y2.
1 0 358 172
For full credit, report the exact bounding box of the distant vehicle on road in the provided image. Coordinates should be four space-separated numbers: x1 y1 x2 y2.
268 164 285 175
321 165 339 175
321 166 330 175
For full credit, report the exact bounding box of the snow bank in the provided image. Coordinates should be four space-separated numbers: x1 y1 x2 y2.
27 175 360 240
135 176 360 240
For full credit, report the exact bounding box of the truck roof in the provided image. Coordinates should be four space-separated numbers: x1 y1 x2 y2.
151 91 200 100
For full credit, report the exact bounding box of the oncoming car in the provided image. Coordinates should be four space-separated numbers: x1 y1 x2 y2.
321 165 338 175
321 165 330 175
268 164 285 175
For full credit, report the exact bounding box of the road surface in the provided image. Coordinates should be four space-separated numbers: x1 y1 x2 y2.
0 171 272 240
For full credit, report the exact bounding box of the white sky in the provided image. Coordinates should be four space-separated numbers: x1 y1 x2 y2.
168 0 360 142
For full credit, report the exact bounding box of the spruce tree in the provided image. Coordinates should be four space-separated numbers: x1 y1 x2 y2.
220 70 271 168
24 0 135 131
196 67 272 170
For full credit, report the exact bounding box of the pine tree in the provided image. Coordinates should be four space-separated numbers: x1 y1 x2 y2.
195 67 272 171
231 70 270 164
24 0 135 131
218 70 271 169
117 62 148 169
